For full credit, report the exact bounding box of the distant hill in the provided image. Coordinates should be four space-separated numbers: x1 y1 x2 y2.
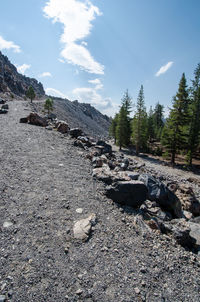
0 51 45 97
35 97 111 138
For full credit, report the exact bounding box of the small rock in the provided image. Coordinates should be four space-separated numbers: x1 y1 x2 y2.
76 289 83 295
73 214 96 240
3 221 13 228
0 295 6 302
134 287 140 294
76 208 83 214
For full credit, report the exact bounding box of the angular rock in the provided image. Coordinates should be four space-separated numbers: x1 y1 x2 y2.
105 180 148 208
127 172 140 180
0 109 8 114
93 166 130 185
70 128 83 138
0 98 5 104
47 113 57 120
19 117 28 123
139 174 182 218
73 214 96 240
77 136 92 147
95 140 112 155
1 104 9 110
188 222 200 248
27 112 48 127
57 121 69 134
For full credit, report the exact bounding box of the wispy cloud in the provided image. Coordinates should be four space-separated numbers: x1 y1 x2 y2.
45 87 68 99
39 72 52 78
16 64 31 74
0 35 21 53
43 0 104 74
155 61 173 77
88 78 103 90
72 86 116 116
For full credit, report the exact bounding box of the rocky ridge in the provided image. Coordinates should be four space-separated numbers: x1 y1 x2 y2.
0 51 45 97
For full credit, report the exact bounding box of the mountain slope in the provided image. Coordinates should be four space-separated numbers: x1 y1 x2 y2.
34 97 111 138
0 51 45 97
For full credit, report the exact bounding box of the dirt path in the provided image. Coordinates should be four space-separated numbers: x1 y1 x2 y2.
0 100 200 302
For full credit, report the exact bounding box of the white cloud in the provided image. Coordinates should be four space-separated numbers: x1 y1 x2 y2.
43 0 104 74
72 86 117 116
0 35 21 53
88 78 103 90
16 64 31 74
58 58 65 63
39 72 52 78
155 61 173 77
45 87 68 99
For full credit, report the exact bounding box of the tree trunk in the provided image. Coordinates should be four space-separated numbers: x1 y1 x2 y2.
171 151 175 166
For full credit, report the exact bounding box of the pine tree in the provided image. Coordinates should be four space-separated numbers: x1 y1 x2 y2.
26 86 35 103
109 113 118 144
131 85 148 155
147 106 155 143
187 64 200 165
116 106 128 150
153 102 164 141
115 90 132 150
44 98 54 115
161 73 189 165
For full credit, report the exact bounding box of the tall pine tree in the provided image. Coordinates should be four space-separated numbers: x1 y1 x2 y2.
132 85 148 155
187 63 200 165
116 90 132 150
162 73 189 164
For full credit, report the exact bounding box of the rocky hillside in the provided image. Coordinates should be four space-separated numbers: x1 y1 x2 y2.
34 97 111 138
0 51 45 97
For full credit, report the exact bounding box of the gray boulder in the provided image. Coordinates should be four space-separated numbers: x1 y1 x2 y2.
139 174 182 218
0 109 8 114
96 140 112 155
57 121 69 134
1 104 9 110
188 222 200 249
105 180 148 208
70 128 83 138
19 117 28 123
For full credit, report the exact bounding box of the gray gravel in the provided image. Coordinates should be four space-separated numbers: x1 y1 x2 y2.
0 100 200 302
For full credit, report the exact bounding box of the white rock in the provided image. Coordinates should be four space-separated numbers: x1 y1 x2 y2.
73 214 96 240
76 208 83 214
3 221 13 228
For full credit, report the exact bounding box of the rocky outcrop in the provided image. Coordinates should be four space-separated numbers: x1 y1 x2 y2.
0 51 45 97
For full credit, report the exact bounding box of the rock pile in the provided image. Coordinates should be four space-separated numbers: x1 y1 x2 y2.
19 110 200 254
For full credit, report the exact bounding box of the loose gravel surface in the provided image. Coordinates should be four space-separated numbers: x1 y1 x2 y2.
1 100 200 302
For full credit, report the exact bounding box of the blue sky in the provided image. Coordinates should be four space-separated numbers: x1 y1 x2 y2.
0 0 200 116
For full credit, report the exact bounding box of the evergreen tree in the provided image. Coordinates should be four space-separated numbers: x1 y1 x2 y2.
131 85 148 155
44 98 54 115
161 73 189 164
26 86 35 103
147 106 155 143
153 102 164 141
187 63 200 165
115 90 132 150
109 113 118 144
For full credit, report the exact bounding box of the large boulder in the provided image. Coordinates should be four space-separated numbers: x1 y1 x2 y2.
70 128 83 138
139 174 182 218
174 184 200 216
95 140 112 155
57 121 69 134
188 222 200 250
105 180 148 208
93 166 130 185
27 112 48 127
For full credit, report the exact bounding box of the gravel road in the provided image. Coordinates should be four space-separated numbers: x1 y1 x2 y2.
0 100 200 302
